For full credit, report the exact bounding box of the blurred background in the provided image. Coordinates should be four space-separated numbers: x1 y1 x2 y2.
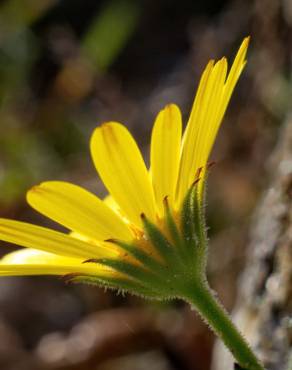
0 0 291 369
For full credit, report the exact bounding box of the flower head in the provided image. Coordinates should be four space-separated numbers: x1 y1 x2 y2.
0 38 249 299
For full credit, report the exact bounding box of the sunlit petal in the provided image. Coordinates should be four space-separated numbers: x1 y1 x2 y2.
150 104 182 216
0 218 117 259
91 122 156 225
27 181 131 241
0 248 110 276
176 38 249 206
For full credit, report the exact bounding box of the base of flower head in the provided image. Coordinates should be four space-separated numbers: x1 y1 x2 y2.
64 173 209 300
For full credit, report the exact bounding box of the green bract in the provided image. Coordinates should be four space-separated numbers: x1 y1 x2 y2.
71 173 208 300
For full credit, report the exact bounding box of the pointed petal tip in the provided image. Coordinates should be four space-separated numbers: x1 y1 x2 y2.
90 122 120 146
99 121 123 132
26 181 57 200
218 56 227 64
164 103 180 113
26 184 42 195
244 35 251 45
92 121 125 134
239 36 250 61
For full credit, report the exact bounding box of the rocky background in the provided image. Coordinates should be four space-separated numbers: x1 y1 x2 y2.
0 0 291 369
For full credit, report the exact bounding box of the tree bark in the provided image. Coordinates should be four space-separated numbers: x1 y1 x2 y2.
212 115 292 370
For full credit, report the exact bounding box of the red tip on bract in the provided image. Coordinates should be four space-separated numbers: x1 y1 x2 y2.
207 161 216 171
105 238 119 244
82 258 100 264
192 177 201 187
61 273 81 283
163 195 169 207
195 167 203 180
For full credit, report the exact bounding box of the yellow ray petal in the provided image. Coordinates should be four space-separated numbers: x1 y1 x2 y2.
0 218 117 259
27 181 131 242
90 122 156 226
223 37 249 104
176 38 249 206
103 194 120 214
206 38 249 154
0 248 110 276
175 60 214 205
150 104 182 216
103 194 130 223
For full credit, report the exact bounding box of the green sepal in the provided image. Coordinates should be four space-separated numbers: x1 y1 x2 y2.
140 213 179 267
163 197 183 250
107 239 169 277
92 258 170 294
180 176 207 271
64 274 165 300
180 180 200 257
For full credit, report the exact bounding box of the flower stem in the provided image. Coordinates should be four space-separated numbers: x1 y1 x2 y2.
182 281 265 370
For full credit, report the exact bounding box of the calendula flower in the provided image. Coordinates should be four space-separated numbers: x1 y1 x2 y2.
0 38 266 370
0 38 249 293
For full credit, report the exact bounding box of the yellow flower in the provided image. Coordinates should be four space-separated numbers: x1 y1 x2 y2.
0 38 249 298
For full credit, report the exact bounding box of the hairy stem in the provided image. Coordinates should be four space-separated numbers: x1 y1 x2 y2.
182 281 265 370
